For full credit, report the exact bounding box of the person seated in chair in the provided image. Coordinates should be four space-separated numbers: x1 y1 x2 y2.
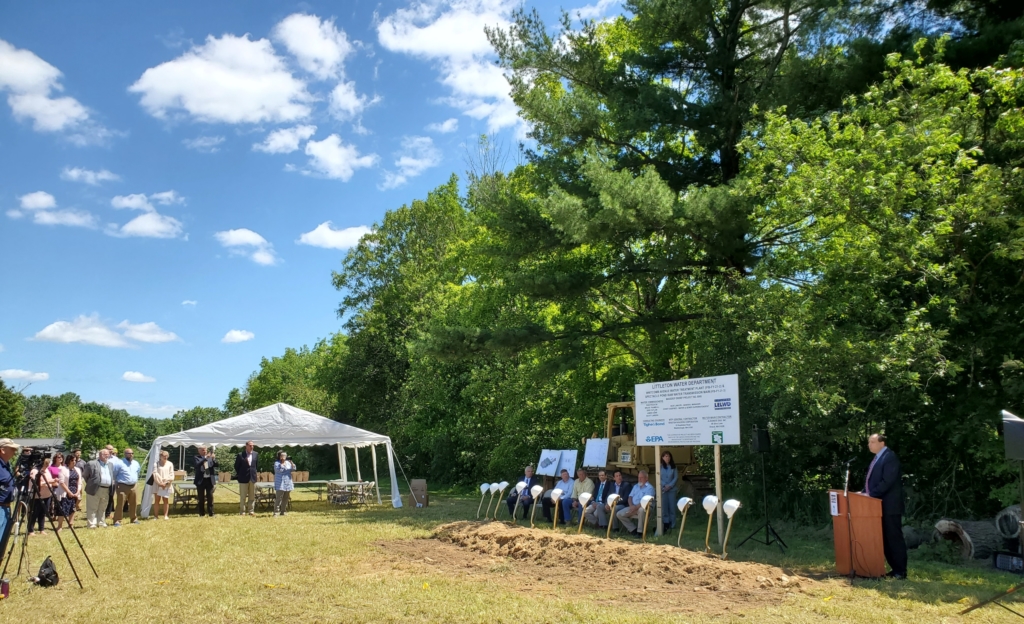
543 469 574 522
566 467 594 524
506 465 542 518
584 470 610 528
615 470 655 536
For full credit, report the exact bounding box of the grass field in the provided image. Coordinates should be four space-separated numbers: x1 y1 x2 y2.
1 485 1023 623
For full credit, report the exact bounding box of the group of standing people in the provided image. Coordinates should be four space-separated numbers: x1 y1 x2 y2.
25 449 85 535
230 441 296 517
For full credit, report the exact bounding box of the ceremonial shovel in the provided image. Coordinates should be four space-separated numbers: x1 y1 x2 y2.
702 495 719 554
476 483 489 519
510 481 527 524
605 494 621 539
484 483 500 519
576 492 592 534
676 497 693 547
493 482 510 520
550 488 564 530
720 499 742 559
640 494 655 542
528 485 545 528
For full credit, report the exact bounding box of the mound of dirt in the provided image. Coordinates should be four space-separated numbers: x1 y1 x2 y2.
433 521 805 594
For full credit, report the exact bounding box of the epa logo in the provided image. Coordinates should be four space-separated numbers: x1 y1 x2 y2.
645 436 664 443
714 398 731 410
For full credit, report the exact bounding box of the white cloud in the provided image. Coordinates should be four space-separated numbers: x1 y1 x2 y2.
33 314 179 348
222 329 255 343
182 300 198 306
574 0 621 19
427 118 459 133
20 191 56 210
183 135 225 153
381 136 442 189
122 371 156 383
0 369 49 383
377 0 519 132
34 314 131 347
214 228 279 265
13 191 96 228
33 208 97 228
116 321 180 343
303 134 377 181
105 400 181 418
108 192 184 238
150 190 184 205
253 124 316 154
61 167 120 185
328 81 379 121
272 13 353 80
129 34 312 124
298 222 370 250
0 39 109 143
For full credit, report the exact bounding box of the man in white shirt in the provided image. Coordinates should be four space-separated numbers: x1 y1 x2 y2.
543 469 574 522
616 470 656 535
81 449 114 528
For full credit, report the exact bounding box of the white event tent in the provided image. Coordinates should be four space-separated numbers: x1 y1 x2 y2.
139 403 402 518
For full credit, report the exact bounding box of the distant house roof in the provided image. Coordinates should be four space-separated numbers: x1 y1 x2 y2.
12 438 64 449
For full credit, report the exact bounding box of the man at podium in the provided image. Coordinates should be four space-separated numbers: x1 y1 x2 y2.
865 433 908 579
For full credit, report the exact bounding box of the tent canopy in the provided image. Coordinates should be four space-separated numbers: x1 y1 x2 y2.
140 403 402 516
153 403 391 448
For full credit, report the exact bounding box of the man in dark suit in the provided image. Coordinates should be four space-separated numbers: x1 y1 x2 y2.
865 433 907 579
506 465 542 518
234 441 259 516
194 446 218 517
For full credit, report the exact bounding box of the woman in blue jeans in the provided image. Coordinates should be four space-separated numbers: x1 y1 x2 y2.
28 457 57 535
660 451 679 532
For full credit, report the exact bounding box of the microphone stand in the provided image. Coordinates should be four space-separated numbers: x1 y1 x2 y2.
844 459 856 585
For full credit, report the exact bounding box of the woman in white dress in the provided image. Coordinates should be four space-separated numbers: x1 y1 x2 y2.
152 450 175 520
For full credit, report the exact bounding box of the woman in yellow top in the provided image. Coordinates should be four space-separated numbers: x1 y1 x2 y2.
152 450 175 520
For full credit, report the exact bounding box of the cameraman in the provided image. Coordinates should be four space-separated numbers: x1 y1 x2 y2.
0 439 19 558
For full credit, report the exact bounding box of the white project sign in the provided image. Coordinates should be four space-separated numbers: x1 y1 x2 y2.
635 374 741 446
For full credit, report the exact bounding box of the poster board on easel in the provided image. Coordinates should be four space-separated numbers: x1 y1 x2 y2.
583 438 610 467
537 449 561 477
556 450 578 477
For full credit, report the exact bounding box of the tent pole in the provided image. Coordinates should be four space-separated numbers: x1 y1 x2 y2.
355 446 362 481
385 442 402 508
371 445 382 504
338 443 346 480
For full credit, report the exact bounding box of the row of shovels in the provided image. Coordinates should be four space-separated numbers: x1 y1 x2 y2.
476 481 743 559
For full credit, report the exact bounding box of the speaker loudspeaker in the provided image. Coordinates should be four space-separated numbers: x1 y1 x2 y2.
751 428 771 454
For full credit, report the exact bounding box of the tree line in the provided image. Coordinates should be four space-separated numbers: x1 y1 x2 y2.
2 0 1023 521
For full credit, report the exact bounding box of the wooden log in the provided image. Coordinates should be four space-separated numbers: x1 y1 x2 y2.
934 519 1003 560
995 505 1021 539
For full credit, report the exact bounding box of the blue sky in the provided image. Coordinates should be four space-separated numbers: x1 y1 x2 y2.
0 1 618 417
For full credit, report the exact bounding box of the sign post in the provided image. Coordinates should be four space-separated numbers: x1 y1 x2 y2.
635 374 741 545
654 444 662 536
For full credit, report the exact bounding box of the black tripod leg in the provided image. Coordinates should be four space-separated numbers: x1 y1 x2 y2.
767 522 788 549
45 511 83 589
0 501 27 580
737 522 767 547
56 511 98 578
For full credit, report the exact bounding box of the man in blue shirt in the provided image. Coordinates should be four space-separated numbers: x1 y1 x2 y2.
111 447 141 526
616 470 656 536
0 439 19 558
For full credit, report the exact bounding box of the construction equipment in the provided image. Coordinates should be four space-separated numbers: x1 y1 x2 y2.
594 401 712 500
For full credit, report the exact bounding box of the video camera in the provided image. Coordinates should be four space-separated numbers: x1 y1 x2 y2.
14 445 55 487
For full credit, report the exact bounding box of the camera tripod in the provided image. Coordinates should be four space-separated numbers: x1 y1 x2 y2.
0 469 98 589
737 453 787 554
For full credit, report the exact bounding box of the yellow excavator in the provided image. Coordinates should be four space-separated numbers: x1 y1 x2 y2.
592 401 712 499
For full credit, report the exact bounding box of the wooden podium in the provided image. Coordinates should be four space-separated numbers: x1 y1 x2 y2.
828 490 886 578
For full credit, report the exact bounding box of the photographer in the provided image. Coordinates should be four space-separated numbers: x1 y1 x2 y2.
28 457 57 536
0 439 19 557
194 446 218 517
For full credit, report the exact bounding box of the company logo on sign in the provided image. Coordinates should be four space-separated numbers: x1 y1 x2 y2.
643 420 664 427
711 431 724 444
714 398 731 410
645 436 664 443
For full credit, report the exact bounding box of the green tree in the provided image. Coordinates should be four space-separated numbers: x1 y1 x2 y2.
63 409 126 454
0 380 24 437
